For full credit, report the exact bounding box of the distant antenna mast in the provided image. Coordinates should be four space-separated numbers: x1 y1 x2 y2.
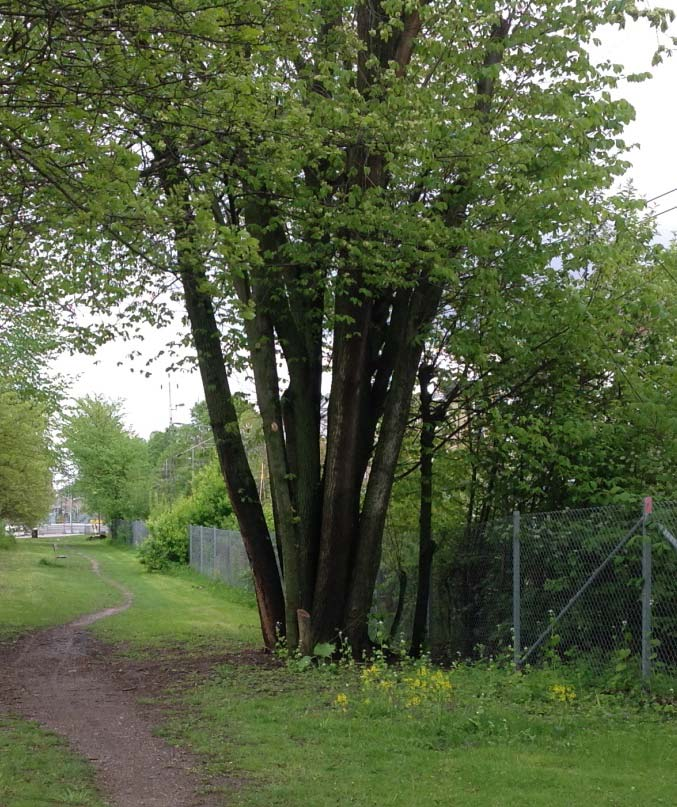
168 378 173 426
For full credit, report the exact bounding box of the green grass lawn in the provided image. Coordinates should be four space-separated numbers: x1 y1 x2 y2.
79 541 260 650
0 537 258 807
0 716 108 807
166 659 677 806
0 538 120 639
1 537 675 807
0 536 260 648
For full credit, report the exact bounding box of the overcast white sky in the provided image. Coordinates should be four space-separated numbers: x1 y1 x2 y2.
54 4 677 439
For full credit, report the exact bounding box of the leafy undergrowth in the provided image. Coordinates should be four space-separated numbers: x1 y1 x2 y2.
163 654 677 807
0 715 108 807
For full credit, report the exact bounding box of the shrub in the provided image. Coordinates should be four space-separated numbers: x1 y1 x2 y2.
140 499 194 570
139 460 235 571
0 533 17 551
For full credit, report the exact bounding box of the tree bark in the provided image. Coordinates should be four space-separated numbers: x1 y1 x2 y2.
239 195 323 647
157 157 285 649
388 569 408 643
311 289 373 644
179 265 285 648
344 282 443 654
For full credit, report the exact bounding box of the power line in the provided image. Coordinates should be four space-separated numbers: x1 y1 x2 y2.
647 187 677 204
647 204 677 221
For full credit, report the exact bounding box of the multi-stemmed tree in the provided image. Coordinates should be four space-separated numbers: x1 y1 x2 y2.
0 0 668 651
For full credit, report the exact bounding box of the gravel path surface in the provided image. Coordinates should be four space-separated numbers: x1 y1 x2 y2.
0 555 222 807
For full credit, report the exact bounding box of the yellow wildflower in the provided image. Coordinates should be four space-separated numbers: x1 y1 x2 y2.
334 692 349 711
550 684 576 703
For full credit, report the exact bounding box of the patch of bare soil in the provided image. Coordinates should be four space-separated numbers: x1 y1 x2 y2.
0 556 272 807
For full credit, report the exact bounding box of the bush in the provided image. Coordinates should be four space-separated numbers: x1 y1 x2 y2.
0 533 17 551
139 460 235 571
140 499 194 570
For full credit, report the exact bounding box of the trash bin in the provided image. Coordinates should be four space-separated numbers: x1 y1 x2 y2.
31 528 38 538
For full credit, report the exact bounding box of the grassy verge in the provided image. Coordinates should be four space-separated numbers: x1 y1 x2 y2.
0 538 120 639
0 533 17 551
0 536 260 649
166 659 677 807
74 540 260 651
0 536 259 806
0 715 108 807
0 538 117 806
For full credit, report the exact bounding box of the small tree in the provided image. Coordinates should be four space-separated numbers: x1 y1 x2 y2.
62 396 151 524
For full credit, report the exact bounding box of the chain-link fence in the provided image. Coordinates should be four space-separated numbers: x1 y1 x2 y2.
111 519 148 547
371 519 514 659
428 518 514 660
515 503 643 669
641 501 677 673
35 523 103 536
186 500 676 679
512 500 677 677
375 499 677 679
188 525 253 589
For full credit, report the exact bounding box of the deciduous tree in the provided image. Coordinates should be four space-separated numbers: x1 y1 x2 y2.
0 388 52 526
0 0 670 651
63 397 151 524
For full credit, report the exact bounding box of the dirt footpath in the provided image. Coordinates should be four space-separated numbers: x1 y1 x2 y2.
0 556 225 807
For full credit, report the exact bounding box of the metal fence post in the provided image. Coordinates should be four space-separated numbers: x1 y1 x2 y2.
513 510 521 667
213 526 217 578
642 497 653 682
200 525 204 574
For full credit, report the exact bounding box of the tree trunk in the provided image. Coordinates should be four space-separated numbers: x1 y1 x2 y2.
240 196 323 647
312 290 373 644
180 266 285 648
238 289 303 647
388 569 408 644
157 159 286 649
344 283 443 654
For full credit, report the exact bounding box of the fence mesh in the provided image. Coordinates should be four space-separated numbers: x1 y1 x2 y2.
517 504 643 669
376 501 677 678
188 525 252 589
371 518 513 660
129 501 675 679
112 519 148 547
36 523 101 536
648 502 677 670
428 519 513 660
